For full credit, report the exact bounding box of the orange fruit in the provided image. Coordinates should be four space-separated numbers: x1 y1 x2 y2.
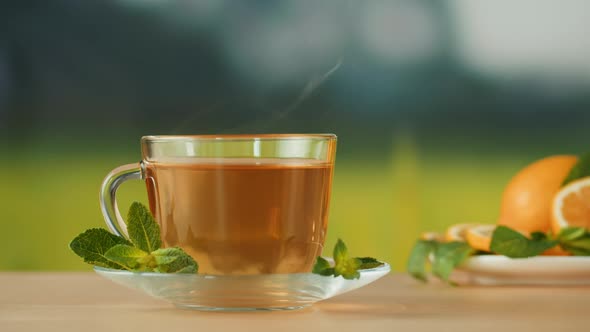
498 155 578 233
466 224 495 252
551 177 590 234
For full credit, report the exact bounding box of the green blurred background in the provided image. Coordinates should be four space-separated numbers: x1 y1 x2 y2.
2 1 590 271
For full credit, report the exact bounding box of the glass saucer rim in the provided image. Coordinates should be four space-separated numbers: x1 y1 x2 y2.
93 259 390 278
93 258 391 310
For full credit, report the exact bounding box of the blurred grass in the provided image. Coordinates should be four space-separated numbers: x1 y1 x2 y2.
0 134 558 272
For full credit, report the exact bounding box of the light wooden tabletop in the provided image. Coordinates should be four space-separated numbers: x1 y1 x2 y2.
0 273 588 332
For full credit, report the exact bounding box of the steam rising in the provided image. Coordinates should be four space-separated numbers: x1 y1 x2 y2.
273 59 342 120
172 60 342 134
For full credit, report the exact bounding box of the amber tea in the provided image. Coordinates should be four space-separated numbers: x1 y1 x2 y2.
144 158 334 275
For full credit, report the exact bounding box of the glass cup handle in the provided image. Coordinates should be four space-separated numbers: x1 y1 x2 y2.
99 163 143 238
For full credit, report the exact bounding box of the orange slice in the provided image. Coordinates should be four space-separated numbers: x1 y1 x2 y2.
420 232 445 242
552 177 590 234
445 223 478 242
465 225 495 252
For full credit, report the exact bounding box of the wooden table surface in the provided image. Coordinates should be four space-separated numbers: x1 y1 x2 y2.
0 273 588 332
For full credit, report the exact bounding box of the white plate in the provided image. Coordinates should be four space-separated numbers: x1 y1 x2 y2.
94 261 390 311
451 255 590 286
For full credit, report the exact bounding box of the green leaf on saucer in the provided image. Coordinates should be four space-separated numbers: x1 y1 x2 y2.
151 247 198 273
547 227 590 256
335 258 361 280
561 234 590 252
333 239 348 266
558 227 586 242
312 256 334 276
530 232 548 241
490 226 557 258
104 244 149 271
561 244 590 256
127 202 161 253
332 239 361 280
357 257 385 269
313 239 377 280
69 228 132 269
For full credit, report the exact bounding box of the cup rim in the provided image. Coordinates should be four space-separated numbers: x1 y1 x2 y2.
142 134 337 143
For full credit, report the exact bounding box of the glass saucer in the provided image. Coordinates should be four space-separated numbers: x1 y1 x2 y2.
94 260 390 311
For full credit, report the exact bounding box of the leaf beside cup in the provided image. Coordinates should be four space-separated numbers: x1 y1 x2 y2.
69 202 198 273
69 228 132 269
312 239 386 280
126 202 162 253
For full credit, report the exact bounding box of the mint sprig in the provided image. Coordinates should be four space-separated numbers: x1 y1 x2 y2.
406 240 436 282
126 202 162 252
406 240 473 284
69 228 132 269
491 226 590 257
312 239 385 280
70 202 198 273
103 244 149 270
490 226 558 258
431 242 474 282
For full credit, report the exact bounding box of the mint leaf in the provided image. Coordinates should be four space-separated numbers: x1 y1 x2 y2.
432 241 473 282
562 153 590 186
333 239 347 266
312 239 365 279
312 256 332 275
332 239 361 279
69 228 132 269
357 257 384 269
70 202 201 273
335 257 361 280
104 244 149 271
127 202 161 253
490 226 557 258
312 240 386 279
530 232 548 241
312 256 334 276
562 236 590 251
558 227 586 242
561 244 590 256
151 247 198 273
406 240 437 282
556 227 590 256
